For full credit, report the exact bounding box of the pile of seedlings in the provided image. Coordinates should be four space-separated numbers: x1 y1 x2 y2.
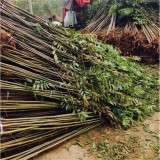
82 28 159 63
0 1 158 159
84 0 159 62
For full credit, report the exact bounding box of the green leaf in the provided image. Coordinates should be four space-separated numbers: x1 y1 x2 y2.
36 83 40 90
41 81 44 90
109 2 123 15
43 81 47 90
118 8 134 18
54 54 59 63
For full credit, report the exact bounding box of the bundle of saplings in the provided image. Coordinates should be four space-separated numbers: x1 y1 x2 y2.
1 0 158 128
83 0 159 62
1 2 102 159
85 0 159 43
0 1 158 159
1 30 102 160
82 28 159 63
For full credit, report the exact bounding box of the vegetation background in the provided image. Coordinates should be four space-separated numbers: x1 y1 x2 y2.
9 0 67 20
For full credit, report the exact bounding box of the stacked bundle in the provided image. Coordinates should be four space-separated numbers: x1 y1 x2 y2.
1 1 102 159
84 0 159 62
86 0 159 43
1 100 101 159
1 1 158 159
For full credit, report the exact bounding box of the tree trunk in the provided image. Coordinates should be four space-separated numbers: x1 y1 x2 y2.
28 0 33 14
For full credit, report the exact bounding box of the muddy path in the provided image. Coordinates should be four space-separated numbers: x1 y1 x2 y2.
34 112 159 160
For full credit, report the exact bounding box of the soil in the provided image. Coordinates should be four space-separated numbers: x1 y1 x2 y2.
34 112 159 160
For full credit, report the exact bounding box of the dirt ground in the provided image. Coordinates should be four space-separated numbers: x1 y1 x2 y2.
34 112 159 160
